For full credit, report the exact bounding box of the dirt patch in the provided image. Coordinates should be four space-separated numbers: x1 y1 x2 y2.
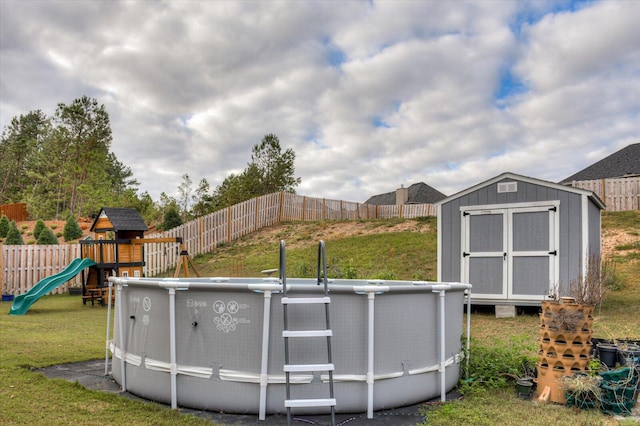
13 218 93 244
231 219 434 249
8 216 638 256
601 228 640 257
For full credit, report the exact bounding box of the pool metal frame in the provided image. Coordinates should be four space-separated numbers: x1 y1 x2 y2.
104 276 471 420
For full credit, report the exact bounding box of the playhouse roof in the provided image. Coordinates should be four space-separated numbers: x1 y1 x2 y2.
560 142 640 183
90 207 148 232
365 182 447 205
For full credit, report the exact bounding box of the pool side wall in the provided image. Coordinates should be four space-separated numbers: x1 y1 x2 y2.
110 279 465 414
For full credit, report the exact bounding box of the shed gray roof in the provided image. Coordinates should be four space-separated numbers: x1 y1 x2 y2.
560 143 640 183
365 182 447 205
436 172 605 210
90 207 148 232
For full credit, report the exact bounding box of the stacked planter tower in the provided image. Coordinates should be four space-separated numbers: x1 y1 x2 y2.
537 298 594 403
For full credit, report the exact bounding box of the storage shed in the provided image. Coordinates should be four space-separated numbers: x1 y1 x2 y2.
436 172 605 307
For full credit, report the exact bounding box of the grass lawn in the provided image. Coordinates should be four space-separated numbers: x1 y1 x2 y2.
0 212 638 425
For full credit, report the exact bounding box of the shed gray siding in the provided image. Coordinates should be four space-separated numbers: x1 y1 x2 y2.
588 201 601 258
437 173 603 305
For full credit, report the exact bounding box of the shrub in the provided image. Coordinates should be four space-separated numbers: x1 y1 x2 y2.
37 227 59 245
5 221 24 245
0 214 9 238
33 219 46 240
63 216 83 241
161 205 182 231
458 341 538 395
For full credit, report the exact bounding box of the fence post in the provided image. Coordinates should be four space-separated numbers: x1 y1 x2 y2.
227 206 232 242
0 242 3 293
302 196 306 221
254 199 259 232
198 217 203 256
278 192 284 222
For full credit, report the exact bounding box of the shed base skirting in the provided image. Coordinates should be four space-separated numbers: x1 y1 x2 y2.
495 305 516 318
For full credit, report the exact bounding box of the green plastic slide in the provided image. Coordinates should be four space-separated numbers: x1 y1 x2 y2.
9 257 97 315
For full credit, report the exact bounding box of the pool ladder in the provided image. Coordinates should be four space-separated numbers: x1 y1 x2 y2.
281 240 336 426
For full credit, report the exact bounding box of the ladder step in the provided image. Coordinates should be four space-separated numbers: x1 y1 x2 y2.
283 330 333 338
282 297 330 305
285 398 337 408
284 363 334 372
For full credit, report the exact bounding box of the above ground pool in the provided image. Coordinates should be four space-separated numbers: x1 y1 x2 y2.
106 274 471 420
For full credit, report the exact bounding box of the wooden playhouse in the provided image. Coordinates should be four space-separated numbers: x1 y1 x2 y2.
79 207 149 304
78 207 198 305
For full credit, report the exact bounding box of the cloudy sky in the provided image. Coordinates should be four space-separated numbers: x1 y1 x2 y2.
1 0 639 203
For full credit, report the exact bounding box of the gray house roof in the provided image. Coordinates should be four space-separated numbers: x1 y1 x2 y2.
90 207 148 232
365 182 447 205
560 142 640 183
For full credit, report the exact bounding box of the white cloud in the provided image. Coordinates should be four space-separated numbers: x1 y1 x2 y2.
1 0 638 204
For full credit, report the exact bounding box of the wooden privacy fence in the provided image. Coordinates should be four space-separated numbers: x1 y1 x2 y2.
1 245 82 295
568 177 640 211
0 203 28 222
1 192 436 295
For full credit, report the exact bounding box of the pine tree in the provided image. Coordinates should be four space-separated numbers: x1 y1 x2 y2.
63 216 83 241
33 219 46 240
161 205 182 231
36 226 59 245
0 214 9 238
5 221 24 245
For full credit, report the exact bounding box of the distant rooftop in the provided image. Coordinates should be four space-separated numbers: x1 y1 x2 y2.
560 143 640 183
365 182 447 205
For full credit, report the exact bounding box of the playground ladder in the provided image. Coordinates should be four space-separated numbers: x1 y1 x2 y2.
281 240 336 426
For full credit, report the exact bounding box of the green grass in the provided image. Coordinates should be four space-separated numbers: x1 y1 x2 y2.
193 218 438 281
1 213 638 425
0 297 212 425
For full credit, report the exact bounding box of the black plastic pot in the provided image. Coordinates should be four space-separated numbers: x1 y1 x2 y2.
597 343 618 368
618 345 640 368
516 378 534 398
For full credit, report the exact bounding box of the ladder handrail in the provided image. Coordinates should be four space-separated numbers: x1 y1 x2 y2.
280 240 287 295
318 240 335 423
317 240 329 297
282 239 336 426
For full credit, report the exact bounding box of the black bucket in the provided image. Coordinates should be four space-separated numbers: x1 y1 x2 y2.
618 345 640 368
597 343 619 368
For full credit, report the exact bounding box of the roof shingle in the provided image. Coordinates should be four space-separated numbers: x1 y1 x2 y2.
365 182 447 205
560 143 640 183
90 207 148 232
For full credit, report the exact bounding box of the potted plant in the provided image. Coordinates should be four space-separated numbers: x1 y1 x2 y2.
2 279 15 302
561 372 602 410
617 342 640 368
537 254 611 405
597 341 619 368
501 358 537 399
599 366 639 416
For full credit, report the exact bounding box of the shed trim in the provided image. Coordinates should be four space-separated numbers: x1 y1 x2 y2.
435 172 606 210
458 200 560 213
581 194 589 281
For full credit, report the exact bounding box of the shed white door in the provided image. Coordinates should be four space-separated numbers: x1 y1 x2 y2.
461 204 559 301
